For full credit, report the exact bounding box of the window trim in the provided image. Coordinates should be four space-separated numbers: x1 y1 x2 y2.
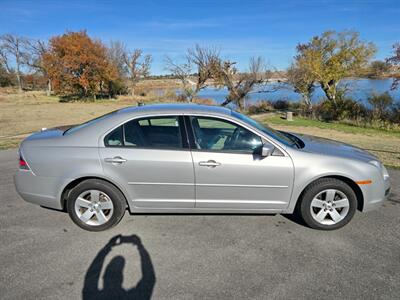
185 115 264 155
102 114 190 151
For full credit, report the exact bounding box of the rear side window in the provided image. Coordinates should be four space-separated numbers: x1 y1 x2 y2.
104 116 186 149
104 126 123 146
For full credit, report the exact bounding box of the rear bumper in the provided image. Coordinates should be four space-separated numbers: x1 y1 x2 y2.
14 170 63 210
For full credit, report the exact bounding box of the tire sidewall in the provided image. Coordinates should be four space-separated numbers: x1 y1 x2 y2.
300 179 357 230
67 179 126 231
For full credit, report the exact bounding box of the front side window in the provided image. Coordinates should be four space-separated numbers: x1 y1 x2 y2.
189 116 262 153
104 116 185 149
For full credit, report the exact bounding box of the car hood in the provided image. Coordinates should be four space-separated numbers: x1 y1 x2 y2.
292 133 378 163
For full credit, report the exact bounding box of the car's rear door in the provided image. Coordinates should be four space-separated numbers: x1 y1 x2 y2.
99 115 195 209
186 115 294 210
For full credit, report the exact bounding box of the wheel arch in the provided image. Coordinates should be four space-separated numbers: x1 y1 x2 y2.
297 175 364 211
60 176 129 211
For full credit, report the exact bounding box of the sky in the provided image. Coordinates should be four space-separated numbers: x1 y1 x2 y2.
1 0 399 74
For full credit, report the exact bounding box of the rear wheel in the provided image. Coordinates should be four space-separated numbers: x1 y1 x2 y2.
67 179 126 231
299 178 357 230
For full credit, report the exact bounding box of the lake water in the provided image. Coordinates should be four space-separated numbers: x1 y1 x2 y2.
195 78 399 106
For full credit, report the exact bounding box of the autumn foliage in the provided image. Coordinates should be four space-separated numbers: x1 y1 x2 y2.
43 31 117 98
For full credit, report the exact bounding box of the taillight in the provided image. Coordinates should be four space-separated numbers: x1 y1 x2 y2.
19 155 30 170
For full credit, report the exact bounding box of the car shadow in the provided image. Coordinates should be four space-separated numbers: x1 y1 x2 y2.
281 212 308 227
82 234 156 300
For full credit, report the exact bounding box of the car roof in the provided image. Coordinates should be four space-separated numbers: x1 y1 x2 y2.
116 103 233 116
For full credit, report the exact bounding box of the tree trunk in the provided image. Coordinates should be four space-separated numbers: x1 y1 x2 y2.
221 97 232 106
321 83 334 102
131 84 135 96
46 79 52 96
237 97 245 111
15 49 23 92
16 73 22 92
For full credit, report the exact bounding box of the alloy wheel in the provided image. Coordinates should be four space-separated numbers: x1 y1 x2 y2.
74 189 114 226
310 189 350 225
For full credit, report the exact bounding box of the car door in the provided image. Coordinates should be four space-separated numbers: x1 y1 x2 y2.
99 115 195 209
187 116 294 210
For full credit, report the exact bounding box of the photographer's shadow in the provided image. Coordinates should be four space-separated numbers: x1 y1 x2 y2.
83 234 156 300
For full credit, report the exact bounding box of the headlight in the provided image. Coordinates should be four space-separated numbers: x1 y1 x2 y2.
369 160 389 180
369 160 381 169
382 165 390 181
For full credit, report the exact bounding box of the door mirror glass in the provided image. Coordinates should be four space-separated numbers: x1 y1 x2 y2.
262 143 275 157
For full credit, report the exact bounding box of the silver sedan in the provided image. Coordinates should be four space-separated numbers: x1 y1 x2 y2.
14 104 391 231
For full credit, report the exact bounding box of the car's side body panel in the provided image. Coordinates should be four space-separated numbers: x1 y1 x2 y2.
191 151 294 209
284 148 387 214
99 147 195 209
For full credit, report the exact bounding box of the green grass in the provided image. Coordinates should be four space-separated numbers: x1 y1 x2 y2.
259 114 400 137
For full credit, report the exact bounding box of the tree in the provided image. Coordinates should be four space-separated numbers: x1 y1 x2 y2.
25 39 52 95
285 62 315 107
0 63 13 86
107 40 129 96
43 31 117 99
0 34 29 92
369 60 390 78
213 56 272 110
387 43 400 89
164 55 195 101
165 45 219 102
295 31 376 104
123 49 152 96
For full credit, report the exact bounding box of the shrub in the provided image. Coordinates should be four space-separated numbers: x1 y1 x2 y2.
176 94 187 102
389 102 400 124
193 98 216 105
367 92 394 121
272 99 289 110
247 101 273 114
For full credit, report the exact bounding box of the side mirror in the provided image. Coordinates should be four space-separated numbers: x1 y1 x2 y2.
261 143 275 157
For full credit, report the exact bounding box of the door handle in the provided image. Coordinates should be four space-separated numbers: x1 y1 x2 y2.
199 160 221 167
104 156 127 164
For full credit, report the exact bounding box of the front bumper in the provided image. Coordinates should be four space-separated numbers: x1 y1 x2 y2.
361 175 391 212
14 170 63 210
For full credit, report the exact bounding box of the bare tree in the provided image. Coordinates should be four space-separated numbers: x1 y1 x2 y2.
164 55 195 101
214 56 273 110
0 34 29 92
0 48 12 74
187 45 220 98
108 41 128 78
165 45 220 102
25 39 52 95
123 49 152 96
106 41 130 97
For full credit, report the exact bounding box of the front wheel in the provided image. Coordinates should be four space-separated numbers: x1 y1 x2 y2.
299 178 357 230
67 179 126 231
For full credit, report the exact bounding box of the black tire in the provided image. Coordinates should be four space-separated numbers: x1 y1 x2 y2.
67 179 126 231
298 178 357 230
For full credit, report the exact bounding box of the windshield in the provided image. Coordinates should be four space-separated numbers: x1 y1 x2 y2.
63 110 118 135
232 111 297 147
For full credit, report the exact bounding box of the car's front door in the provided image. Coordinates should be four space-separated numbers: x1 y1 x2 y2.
187 116 294 210
99 115 195 209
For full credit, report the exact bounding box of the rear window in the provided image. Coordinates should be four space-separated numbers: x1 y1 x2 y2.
64 110 118 135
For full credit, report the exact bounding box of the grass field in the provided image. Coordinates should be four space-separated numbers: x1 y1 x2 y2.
1 90 399 168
